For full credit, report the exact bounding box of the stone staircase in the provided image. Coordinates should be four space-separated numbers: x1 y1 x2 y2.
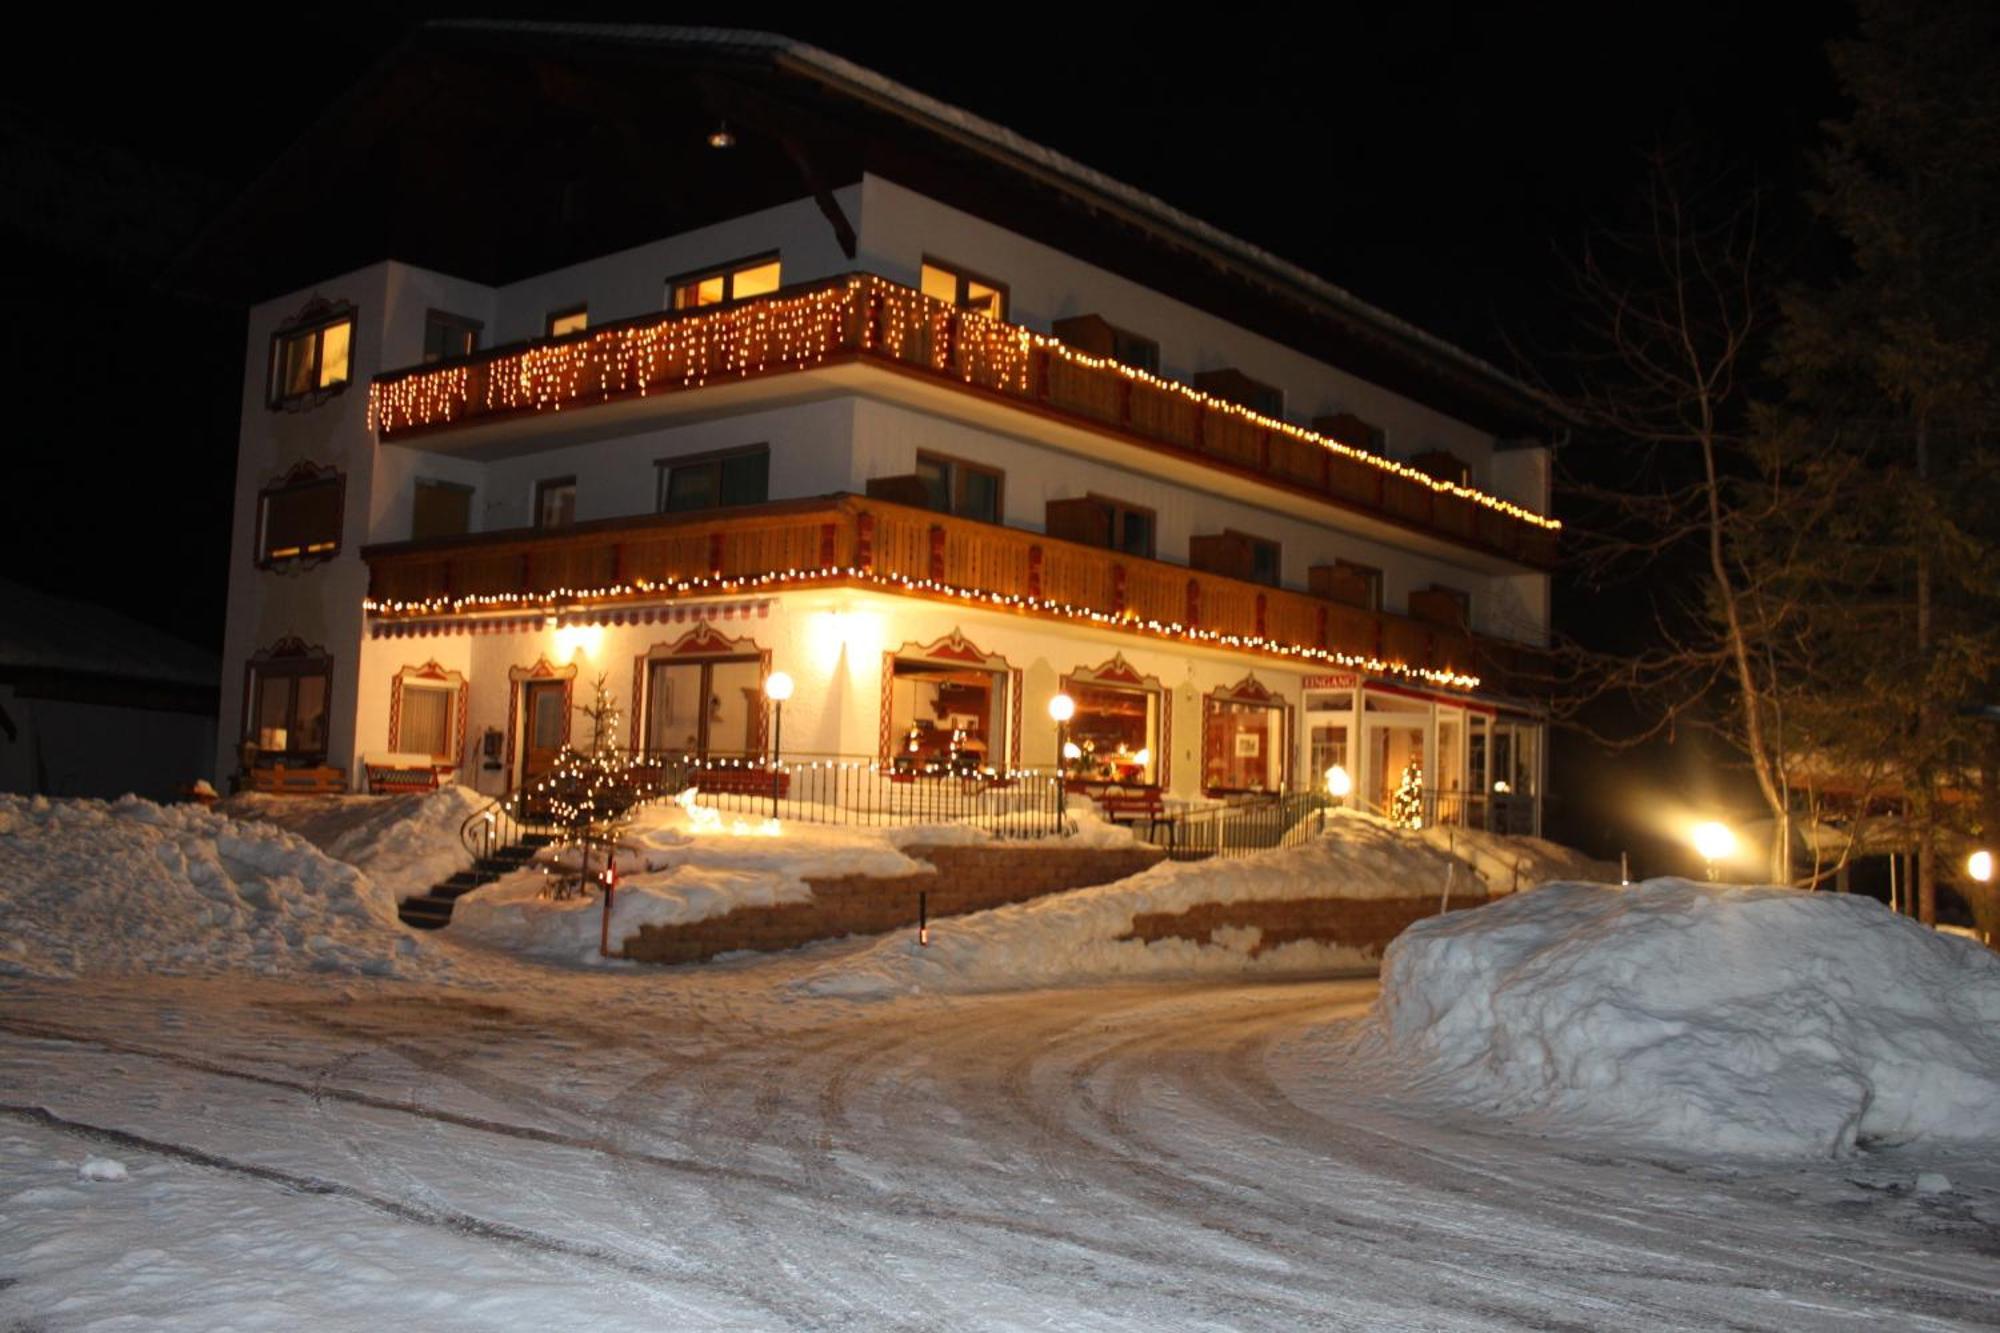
398 833 555 930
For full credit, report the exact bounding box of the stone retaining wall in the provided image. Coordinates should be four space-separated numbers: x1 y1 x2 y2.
623 842 1167 965
1119 895 1489 961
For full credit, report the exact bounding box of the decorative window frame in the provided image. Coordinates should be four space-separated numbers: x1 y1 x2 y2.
241 636 334 764
628 623 772 756
387 661 469 765
255 459 346 571
1201 673 1293 795
1062 653 1171 790
504 657 578 791
267 297 357 411
880 628 1021 769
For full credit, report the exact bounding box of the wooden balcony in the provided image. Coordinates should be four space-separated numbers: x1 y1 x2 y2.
369 275 1559 570
362 496 1543 694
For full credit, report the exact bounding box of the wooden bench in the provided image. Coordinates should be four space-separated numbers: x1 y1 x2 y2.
241 764 347 796
363 752 447 795
696 767 791 799
1095 788 1174 841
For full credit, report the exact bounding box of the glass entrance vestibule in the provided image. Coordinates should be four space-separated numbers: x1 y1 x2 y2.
1300 673 1544 835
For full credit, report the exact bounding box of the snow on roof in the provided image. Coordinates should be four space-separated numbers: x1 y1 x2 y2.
0 580 217 689
427 21 1556 423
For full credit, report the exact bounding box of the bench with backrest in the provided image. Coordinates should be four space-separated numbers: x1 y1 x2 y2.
1094 787 1173 840
242 763 347 796
695 766 791 799
364 752 445 795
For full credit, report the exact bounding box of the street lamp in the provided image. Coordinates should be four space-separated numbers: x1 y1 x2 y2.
1968 849 1993 884
1048 693 1075 783
764 671 794 817
1691 820 1735 882
1325 763 1352 802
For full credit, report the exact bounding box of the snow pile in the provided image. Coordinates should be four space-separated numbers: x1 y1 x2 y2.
448 801 931 963
1417 824 1618 895
803 809 1464 997
0 796 441 981
1352 878 2000 1156
223 785 486 900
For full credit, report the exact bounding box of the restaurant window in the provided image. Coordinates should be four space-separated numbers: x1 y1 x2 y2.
885 632 1013 773
257 463 343 567
1202 676 1288 795
243 640 332 765
535 477 576 529
915 451 1002 523
919 258 1007 321
669 254 782 310
657 446 770 513
422 310 481 364
267 303 354 407
411 479 473 541
1064 657 1165 788
546 306 588 337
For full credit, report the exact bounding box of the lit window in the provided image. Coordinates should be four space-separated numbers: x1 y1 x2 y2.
658 446 770 513
1067 680 1162 786
915 451 1002 523
245 647 332 763
547 306 588 337
670 255 783 310
919 259 1008 321
535 477 576 529
268 307 356 407
257 466 343 566
422 311 481 363
398 684 454 761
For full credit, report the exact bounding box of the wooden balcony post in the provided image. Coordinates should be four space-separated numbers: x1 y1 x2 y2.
1027 544 1043 599
856 511 876 571
1112 563 1127 616
707 532 725 578
1185 578 1201 627
1255 592 1267 638
928 524 946 582
819 522 837 568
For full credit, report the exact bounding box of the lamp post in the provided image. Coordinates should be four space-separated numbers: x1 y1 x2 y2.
764 671 794 818
1048 693 1075 784
1691 821 1735 882
1968 849 1993 885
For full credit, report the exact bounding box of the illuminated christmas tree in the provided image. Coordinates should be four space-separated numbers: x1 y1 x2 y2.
1391 758 1425 829
528 674 661 899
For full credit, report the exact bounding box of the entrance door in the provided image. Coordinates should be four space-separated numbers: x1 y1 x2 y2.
520 680 569 790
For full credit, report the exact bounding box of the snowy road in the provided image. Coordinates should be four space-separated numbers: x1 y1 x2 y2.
4 966 1999 1330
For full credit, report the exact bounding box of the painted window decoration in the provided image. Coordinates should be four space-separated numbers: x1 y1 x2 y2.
669 254 782 310
1063 656 1165 788
658 446 770 513
257 462 344 567
919 258 1007 321
388 662 467 764
268 300 355 407
915 451 1002 524
1202 676 1288 795
243 638 332 764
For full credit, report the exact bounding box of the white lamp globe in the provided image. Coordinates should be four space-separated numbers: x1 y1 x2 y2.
764 671 795 702
1048 694 1076 723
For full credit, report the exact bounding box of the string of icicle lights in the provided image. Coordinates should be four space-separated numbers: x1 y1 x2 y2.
368 276 1560 534
363 565 1484 690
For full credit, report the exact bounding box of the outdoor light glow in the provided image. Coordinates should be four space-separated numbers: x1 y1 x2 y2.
1325 764 1352 798
1691 821 1736 865
1969 849 1994 883
1048 694 1076 723
552 624 602 661
763 671 795 702
1063 741 1083 761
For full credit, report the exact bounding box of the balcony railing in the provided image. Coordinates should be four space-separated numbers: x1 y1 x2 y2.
362 495 1539 693
369 274 1558 569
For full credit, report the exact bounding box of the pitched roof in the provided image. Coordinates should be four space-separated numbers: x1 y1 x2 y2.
0 580 217 690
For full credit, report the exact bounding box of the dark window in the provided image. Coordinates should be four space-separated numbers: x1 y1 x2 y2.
658 446 770 513
1249 537 1281 587
1337 560 1384 610
1111 328 1160 374
245 654 331 763
546 306 587 337
919 258 1008 321
257 467 343 566
668 254 782 310
268 310 354 407
915 452 1003 523
535 477 576 529
422 311 481 364
412 480 473 540
1110 501 1155 558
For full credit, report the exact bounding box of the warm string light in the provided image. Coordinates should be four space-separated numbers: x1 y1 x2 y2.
368 275 1559 533
363 564 1482 690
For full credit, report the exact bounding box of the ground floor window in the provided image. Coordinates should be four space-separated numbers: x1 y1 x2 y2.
884 631 1015 773
243 639 332 765
1202 676 1288 795
1063 656 1165 787
645 656 763 758
389 662 467 764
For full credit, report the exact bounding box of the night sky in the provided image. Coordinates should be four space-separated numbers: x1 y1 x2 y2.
0 6 1847 859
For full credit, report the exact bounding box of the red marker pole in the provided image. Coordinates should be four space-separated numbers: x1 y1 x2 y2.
598 851 618 958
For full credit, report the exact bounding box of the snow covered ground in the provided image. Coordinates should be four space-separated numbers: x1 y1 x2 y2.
222 785 487 902
1348 877 2000 1157
4 796 1999 1327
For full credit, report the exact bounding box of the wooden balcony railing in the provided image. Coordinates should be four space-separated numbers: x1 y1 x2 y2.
369 275 1559 569
362 496 1543 694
